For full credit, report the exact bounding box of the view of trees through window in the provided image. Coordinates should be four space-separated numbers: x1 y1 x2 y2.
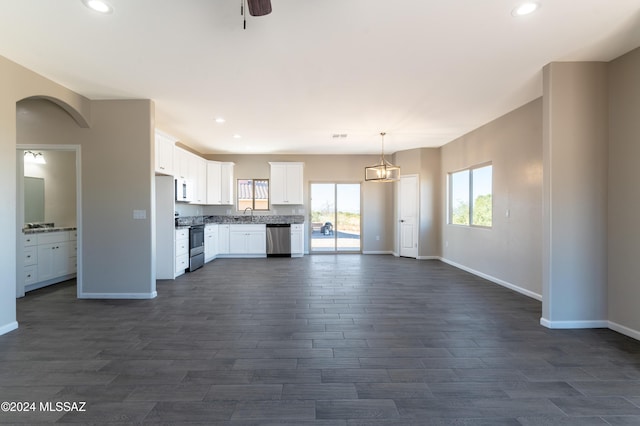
449 164 492 227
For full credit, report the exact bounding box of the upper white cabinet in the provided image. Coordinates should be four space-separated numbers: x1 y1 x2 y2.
154 130 176 175
220 162 235 205
190 154 207 204
270 162 304 205
206 161 234 205
173 147 190 180
206 161 222 205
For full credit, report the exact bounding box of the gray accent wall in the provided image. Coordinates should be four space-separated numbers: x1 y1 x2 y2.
394 148 442 258
608 47 640 334
542 62 609 326
440 99 544 298
1 55 92 335
13 88 155 298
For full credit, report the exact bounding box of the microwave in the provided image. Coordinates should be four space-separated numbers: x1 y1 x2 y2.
175 178 194 202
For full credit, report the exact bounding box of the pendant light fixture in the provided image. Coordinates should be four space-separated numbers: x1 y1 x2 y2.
365 132 400 182
241 0 272 29
24 150 46 164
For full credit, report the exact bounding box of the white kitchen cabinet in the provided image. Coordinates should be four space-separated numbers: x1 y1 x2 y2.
173 147 190 180
220 162 235 205
229 224 266 257
192 155 207 204
154 131 175 175
205 224 218 262
206 161 222 204
269 162 304 205
175 228 189 276
291 223 304 257
218 224 230 254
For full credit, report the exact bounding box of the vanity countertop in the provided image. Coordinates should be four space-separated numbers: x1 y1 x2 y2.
23 226 77 235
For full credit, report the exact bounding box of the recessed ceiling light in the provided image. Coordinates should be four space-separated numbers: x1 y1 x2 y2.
512 2 540 16
215 117 226 124
233 134 242 139
82 0 113 14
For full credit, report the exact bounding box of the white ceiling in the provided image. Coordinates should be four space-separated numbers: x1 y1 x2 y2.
1 1 639 155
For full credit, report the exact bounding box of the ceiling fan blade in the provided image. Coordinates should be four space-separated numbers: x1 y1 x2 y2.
247 0 272 16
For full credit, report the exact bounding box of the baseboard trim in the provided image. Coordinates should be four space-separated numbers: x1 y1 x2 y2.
540 318 609 329
608 321 640 340
440 257 543 301
79 291 157 300
417 256 440 260
363 251 394 255
0 321 19 336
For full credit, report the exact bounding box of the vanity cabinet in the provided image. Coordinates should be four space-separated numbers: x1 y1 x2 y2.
22 231 77 292
270 162 303 205
229 224 266 257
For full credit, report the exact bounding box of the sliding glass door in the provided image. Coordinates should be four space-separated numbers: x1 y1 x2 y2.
310 183 361 253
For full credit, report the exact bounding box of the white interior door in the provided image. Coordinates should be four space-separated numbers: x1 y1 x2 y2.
399 174 419 258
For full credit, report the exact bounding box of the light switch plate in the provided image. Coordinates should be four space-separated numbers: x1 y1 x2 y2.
133 209 147 220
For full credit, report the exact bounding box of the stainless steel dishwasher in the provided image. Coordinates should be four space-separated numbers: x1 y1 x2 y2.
266 223 291 257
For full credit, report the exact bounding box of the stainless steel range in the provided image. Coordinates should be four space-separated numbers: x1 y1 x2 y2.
188 225 204 272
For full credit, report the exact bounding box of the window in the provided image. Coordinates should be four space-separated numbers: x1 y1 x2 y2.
448 164 492 227
237 179 269 211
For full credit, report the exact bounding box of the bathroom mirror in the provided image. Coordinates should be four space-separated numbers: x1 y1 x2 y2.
24 176 45 223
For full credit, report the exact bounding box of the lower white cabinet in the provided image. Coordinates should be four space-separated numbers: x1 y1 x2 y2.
228 224 266 257
205 224 219 262
218 224 230 254
22 231 77 292
175 228 189 276
291 223 304 257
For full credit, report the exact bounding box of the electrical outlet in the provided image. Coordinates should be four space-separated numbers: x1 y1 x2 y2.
376 235 380 241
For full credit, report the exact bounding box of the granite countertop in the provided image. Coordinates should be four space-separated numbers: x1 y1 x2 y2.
175 215 305 228
23 226 77 234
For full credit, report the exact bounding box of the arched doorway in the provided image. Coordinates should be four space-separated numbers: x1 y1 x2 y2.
15 97 87 298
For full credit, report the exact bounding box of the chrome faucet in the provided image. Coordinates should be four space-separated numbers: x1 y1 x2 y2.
243 207 253 218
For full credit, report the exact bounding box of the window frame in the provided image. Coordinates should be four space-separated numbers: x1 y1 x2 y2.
447 162 493 228
236 178 270 212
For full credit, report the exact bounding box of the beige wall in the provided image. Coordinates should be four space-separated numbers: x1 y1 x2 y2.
1 55 91 334
16 97 156 296
203 154 394 253
394 148 442 258
542 62 609 326
441 99 543 298
608 47 640 335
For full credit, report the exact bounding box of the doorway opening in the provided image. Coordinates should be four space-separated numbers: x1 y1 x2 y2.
310 183 361 253
16 145 82 298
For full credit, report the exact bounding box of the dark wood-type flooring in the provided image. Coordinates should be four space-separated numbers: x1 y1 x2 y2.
2 255 640 424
